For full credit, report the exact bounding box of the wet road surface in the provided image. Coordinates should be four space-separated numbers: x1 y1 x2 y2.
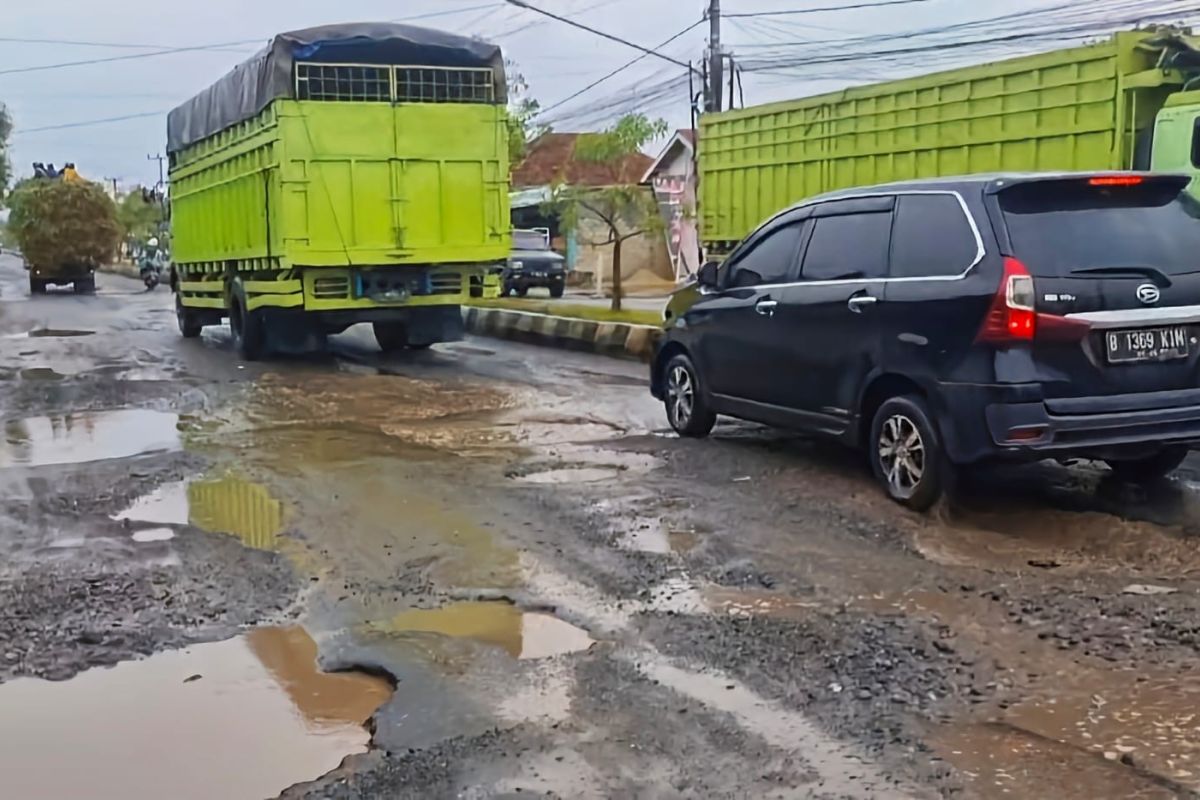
4 254 1200 798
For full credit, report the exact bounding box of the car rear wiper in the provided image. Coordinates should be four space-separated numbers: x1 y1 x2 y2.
1066 265 1173 286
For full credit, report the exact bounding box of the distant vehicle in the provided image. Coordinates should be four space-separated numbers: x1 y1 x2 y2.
652 172 1200 510
699 29 1200 254
167 23 510 358
502 229 565 298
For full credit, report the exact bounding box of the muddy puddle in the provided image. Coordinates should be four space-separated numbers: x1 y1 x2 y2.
914 504 1200 578
3 328 95 339
388 601 594 660
936 723 1179 799
0 409 181 468
17 367 66 381
516 466 624 484
1002 672 1200 789
0 627 390 800
115 474 286 550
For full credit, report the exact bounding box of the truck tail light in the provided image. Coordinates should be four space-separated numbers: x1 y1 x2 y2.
977 257 1092 344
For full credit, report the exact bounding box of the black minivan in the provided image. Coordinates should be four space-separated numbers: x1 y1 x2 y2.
651 173 1200 509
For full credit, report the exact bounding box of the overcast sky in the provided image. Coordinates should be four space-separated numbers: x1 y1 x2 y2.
0 0 1174 188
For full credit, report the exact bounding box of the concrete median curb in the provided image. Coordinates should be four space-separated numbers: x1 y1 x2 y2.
462 306 662 361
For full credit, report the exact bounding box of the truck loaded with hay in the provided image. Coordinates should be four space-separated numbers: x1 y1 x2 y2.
7 175 122 294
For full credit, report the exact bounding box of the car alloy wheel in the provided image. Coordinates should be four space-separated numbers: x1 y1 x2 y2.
667 364 695 429
877 413 925 500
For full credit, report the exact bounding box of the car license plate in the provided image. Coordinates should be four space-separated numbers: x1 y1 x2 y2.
1105 326 1192 364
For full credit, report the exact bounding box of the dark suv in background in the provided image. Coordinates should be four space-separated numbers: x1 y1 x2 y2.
503 229 566 298
651 173 1200 509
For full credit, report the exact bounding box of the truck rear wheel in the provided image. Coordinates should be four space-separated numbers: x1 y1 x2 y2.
74 276 96 294
176 293 203 339
374 322 415 353
230 282 266 360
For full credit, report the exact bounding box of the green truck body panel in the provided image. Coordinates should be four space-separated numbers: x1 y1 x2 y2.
171 101 510 269
700 30 1200 248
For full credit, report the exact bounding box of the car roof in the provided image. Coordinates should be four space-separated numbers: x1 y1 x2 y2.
800 171 1187 205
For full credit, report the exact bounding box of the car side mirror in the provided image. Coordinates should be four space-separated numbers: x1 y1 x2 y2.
697 261 720 289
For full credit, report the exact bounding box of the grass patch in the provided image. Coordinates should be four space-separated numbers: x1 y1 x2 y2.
467 297 662 327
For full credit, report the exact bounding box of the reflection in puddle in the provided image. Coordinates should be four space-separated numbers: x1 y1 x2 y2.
516 467 622 485
131 527 176 543
0 410 181 468
114 480 190 525
0 627 390 800
389 602 594 660
115 475 286 551
189 476 285 551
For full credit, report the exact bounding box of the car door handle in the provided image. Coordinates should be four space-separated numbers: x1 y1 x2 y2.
755 299 778 317
847 295 878 313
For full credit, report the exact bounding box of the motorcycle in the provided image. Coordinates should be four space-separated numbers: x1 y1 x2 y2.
139 255 162 290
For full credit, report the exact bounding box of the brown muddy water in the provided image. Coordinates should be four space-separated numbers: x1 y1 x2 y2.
388 601 594 660
0 627 390 800
0 410 181 468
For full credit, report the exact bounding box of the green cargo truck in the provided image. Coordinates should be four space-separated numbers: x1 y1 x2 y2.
167 23 510 358
700 29 1200 252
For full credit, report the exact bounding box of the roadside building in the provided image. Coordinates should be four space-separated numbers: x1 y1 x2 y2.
641 129 700 283
510 132 674 295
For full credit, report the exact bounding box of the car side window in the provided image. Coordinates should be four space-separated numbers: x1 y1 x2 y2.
890 195 978 278
727 222 805 288
800 212 892 281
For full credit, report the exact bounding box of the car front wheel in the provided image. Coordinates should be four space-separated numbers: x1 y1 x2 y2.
663 354 716 437
870 395 945 511
1107 446 1189 483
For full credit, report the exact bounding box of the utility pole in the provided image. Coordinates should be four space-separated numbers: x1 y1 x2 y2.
103 177 119 199
708 0 722 112
147 153 167 227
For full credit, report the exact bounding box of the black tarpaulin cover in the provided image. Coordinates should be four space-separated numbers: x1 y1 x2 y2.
167 22 505 153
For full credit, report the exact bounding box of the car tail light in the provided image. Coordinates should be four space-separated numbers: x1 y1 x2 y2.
977 258 1092 345
978 258 1036 343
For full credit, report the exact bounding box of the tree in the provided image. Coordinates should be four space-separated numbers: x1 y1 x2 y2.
506 62 549 165
116 188 163 242
550 114 668 312
0 103 12 205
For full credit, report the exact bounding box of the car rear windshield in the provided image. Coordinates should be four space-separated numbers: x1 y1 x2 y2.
998 178 1200 277
513 230 549 250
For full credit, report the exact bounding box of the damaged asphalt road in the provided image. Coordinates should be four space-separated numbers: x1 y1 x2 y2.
4 253 1200 799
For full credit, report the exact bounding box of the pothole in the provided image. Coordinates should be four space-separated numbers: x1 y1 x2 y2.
515 466 623 485
17 367 66 381
1003 671 1200 790
0 410 181 468
131 527 176 543
0 627 391 800
4 328 95 339
388 601 594 660
114 475 286 551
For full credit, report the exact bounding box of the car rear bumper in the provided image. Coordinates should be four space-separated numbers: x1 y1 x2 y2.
503 272 565 288
936 383 1200 463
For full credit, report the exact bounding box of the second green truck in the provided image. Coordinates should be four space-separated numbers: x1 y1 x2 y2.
167 23 510 358
700 28 1200 253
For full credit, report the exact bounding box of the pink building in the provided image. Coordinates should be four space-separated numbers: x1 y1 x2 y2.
641 130 700 283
